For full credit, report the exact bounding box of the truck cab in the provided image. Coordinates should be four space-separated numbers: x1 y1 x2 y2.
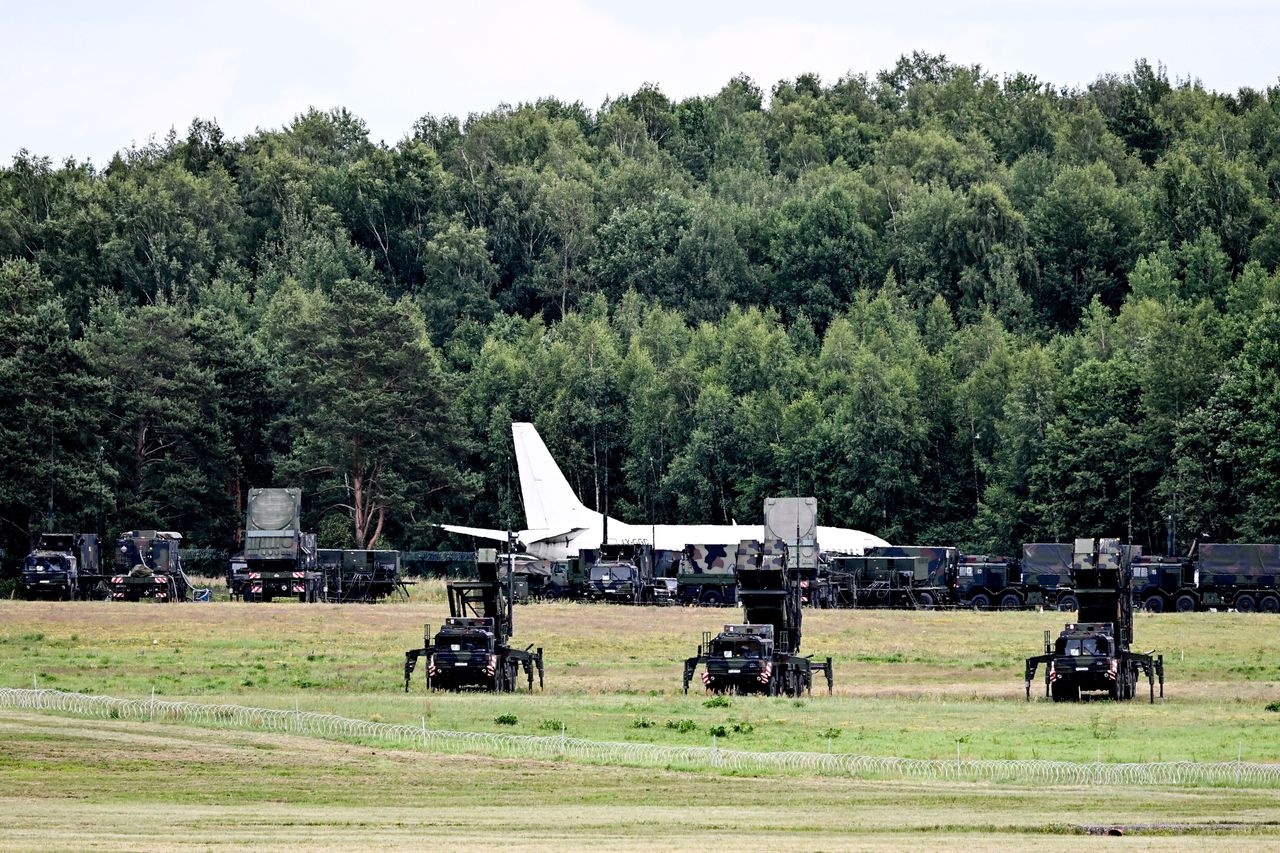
587 559 640 603
20 550 77 598
701 624 776 694
1044 622 1121 701
425 617 501 690
19 533 100 600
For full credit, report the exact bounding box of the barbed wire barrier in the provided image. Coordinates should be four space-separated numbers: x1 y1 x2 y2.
3 687 1278 788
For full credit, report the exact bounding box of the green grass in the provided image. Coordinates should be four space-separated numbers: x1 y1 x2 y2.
4 600 1280 849
2 712 1279 851
1 600 1279 764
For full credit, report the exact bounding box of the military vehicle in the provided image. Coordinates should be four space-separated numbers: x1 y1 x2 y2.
227 487 321 603
952 546 1072 610
18 533 100 600
1131 553 1194 612
1015 543 1076 610
763 497 833 608
676 543 737 605
106 531 191 602
542 557 589 599
957 550 1013 604
683 537 833 697
582 544 671 604
1180 543 1280 613
1024 538 1164 702
317 549 406 602
404 547 544 692
828 546 957 608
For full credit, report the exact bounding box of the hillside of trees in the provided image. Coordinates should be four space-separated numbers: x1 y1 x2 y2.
3 54 1280 568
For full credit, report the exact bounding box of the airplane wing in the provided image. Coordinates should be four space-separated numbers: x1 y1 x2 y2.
438 524 511 542
437 524 587 546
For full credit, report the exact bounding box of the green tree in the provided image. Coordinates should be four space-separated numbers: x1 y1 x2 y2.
263 279 470 547
0 260 108 559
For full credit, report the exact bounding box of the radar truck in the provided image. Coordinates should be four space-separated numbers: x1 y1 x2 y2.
18 533 100 600
1024 538 1165 702
106 531 191 601
404 547 544 692
227 487 321 602
683 532 833 697
764 496 832 608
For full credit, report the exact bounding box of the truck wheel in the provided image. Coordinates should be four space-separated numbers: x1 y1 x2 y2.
1175 594 1197 612
970 593 991 611
916 592 935 609
1260 595 1280 613
1057 595 1079 612
999 593 1022 611
1143 595 1165 613
1235 594 1257 613
701 590 723 607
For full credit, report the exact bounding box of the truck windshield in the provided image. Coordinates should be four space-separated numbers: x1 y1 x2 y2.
439 636 488 652
1061 638 1109 656
590 564 633 581
714 640 763 659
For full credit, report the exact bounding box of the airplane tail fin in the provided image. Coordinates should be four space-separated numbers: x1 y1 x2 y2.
512 423 589 531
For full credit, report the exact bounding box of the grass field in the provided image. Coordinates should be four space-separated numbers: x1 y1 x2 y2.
3 599 1280 848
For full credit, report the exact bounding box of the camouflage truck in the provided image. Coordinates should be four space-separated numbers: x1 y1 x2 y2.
404 549 544 692
1183 543 1280 613
677 543 737 606
106 531 190 602
18 533 100 600
683 538 833 697
764 496 833 608
1014 543 1076 610
828 546 958 608
1024 538 1165 702
228 487 321 603
317 549 406 602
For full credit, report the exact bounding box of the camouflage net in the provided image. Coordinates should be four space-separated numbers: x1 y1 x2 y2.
3 687 1278 788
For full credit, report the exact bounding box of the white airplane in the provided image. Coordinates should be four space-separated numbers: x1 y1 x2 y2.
441 423 889 559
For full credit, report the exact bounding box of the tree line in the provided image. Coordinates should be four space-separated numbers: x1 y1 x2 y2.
2 54 1279 569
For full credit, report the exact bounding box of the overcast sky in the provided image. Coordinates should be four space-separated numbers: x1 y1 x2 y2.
3 0 1276 165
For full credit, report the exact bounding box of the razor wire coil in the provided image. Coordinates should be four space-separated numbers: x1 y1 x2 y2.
2 687 1277 788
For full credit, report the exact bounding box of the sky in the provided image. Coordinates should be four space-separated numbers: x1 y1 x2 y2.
2 0 1277 165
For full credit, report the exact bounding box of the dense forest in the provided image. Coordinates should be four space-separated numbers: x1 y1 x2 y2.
3 53 1280 570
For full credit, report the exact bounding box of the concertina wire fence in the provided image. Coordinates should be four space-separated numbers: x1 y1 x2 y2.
3 687 1278 788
